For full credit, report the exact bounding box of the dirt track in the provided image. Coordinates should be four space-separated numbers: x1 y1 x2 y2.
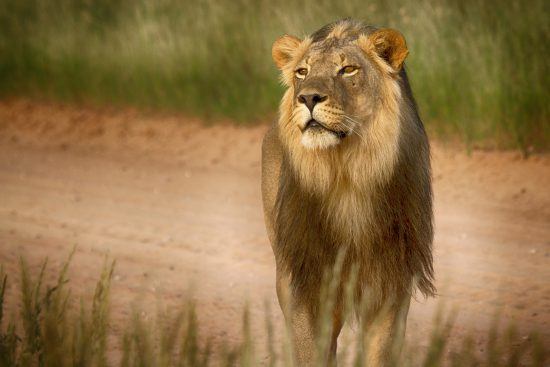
0 99 549 362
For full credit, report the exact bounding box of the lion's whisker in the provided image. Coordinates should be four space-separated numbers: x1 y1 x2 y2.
341 115 368 144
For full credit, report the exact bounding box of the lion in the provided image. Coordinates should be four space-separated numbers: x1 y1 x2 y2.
261 19 435 366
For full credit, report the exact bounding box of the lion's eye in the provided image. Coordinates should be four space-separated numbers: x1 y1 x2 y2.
340 65 359 76
295 68 308 79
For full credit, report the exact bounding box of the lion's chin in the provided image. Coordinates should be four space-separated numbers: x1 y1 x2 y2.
300 129 341 150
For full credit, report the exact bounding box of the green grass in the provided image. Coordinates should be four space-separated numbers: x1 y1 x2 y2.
0 0 548 150
0 254 547 366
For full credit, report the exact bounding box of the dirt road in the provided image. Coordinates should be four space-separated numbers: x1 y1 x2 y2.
0 99 549 361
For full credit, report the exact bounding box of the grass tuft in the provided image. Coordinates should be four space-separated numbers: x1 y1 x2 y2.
0 254 547 366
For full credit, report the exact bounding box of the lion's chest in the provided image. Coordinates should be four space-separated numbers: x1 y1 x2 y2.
321 187 378 246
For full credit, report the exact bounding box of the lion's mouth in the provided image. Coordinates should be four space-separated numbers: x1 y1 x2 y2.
303 119 347 139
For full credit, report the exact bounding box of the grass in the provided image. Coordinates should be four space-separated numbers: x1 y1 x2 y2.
0 0 548 151
0 253 547 366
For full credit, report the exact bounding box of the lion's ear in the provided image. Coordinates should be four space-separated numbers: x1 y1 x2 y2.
368 29 409 71
272 35 302 69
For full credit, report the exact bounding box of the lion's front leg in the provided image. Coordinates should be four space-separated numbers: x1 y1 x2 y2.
361 294 411 367
276 269 344 366
290 304 317 366
276 270 316 366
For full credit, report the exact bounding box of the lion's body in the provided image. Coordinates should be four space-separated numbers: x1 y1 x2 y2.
262 19 434 366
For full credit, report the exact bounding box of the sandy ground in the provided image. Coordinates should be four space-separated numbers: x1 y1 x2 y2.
0 99 549 363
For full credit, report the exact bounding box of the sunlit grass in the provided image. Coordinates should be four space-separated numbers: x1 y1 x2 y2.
0 253 547 366
0 1 548 149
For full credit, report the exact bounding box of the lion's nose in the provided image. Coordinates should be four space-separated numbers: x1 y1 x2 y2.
297 93 328 113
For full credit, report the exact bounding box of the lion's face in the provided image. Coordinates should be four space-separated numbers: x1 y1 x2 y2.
273 22 409 150
290 43 382 149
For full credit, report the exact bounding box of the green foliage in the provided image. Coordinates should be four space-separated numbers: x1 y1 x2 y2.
0 0 548 149
0 251 117 367
0 254 547 366
0 267 19 367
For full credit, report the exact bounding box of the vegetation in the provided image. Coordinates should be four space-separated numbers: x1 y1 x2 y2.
0 254 547 366
0 0 548 150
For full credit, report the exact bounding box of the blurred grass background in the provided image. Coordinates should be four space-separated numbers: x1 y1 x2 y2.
0 0 548 151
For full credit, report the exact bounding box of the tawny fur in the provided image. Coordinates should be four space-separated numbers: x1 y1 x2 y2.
262 19 434 365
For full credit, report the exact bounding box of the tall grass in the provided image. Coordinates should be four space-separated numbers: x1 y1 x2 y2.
0 0 548 149
0 254 547 366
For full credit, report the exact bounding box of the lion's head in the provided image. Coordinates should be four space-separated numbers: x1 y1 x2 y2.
272 20 414 194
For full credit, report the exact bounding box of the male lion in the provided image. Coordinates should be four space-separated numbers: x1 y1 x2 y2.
261 19 435 366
